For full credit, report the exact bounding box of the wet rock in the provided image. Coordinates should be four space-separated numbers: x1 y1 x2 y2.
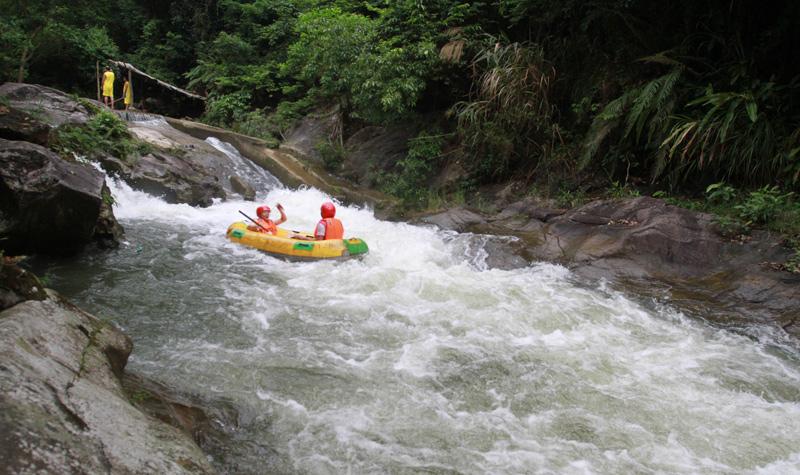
423 195 800 338
416 207 487 231
167 118 397 212
230 175 256 201
0 103 51 145
0 291 214 474
281 105 341 163
0 259 47 310
0 82 93 127
113 149 225 207
342 125 414 186
0 139 122 255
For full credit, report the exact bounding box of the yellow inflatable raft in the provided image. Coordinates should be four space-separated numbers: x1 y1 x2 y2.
226 221 368 260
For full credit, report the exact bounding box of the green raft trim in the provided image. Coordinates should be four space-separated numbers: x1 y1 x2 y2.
231 229 245 239
293 242 315 251
344 238 368 255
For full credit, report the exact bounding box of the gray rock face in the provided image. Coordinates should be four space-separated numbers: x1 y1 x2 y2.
1 260 47 310
0 291 214 474
113 149 226 207
281 105 341 163
0 82 249 208
420 196 800 337
343 125 414 185
0 83 93 127
418 207 487 231
0 103 51 145
230 175 256 201
0 139 123 255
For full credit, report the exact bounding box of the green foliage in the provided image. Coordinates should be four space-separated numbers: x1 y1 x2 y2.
316 141 346 172
734 186 794 224
453 40 559 180
52 110 139 160
705 182 737 204
101 187 115 206
282 6 436 123
382 131 445 208
203 91 252 127
713 214 750 239
607 181 640 199
581 67 683 176
660 82 792 185
556 188 587 208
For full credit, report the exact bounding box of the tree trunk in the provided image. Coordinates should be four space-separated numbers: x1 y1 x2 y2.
16 45 31 83
16 27 41 83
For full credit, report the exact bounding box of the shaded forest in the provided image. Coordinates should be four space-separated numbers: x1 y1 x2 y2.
3 0 800 202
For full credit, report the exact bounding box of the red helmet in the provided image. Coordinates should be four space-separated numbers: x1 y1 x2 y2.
256 205 270 218
321 202 336 218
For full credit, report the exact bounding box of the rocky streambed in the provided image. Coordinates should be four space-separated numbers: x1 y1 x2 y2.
2 82 799 472
417 196 800 340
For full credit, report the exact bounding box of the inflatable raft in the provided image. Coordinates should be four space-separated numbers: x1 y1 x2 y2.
226 221 368 260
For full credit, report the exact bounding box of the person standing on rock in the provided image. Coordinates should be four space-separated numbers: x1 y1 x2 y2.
122 77 133 111
248 204 286 234
102 66 115 109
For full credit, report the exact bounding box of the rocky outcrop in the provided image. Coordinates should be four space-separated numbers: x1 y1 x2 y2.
0 83 93 128
230 175 256 201
167 118 398 214
0 82 260 208
0 102 51 145
0 284 214 474
1 257 47 310
281 105 341 163
0 139 123 255
341 125 414 186
420 196 800 337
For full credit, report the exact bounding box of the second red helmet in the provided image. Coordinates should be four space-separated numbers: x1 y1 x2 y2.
256 205 270 218
320 202 336 218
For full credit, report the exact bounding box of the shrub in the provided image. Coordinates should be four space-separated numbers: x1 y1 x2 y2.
52 110 138 160
705 182 737 204
734 186 794 224
382 131 445 208
316 141 346 172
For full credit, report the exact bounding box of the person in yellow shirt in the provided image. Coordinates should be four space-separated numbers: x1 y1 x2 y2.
122 77 133 110
102 66 115 109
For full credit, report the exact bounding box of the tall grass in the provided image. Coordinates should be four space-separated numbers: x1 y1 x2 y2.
451 40 560 181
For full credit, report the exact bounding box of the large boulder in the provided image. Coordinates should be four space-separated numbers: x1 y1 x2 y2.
1 83 255 207
342 125 414 186
0 103 51 145
281 105 341 163
1 258 47 310
0 83 93 127
0 289 214 474
421 196 800 337
0 139 123 255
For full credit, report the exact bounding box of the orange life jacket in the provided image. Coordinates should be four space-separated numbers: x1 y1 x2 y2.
320 218 343 240
256 218 277 234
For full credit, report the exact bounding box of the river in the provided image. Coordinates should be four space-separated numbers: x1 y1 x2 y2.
33 138 800 474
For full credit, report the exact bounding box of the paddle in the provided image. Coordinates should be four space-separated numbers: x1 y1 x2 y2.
239 210 270 232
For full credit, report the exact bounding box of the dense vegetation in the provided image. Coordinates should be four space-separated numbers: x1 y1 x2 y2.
2 1 799 220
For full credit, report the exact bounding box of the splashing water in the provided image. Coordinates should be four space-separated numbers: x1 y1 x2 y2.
205 136 283 193
37 145 800 474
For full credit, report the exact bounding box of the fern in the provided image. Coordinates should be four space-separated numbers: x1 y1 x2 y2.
660 81 785 185
581 67 683 171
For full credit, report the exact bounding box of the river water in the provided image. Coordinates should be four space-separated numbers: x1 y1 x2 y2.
35 139 800 474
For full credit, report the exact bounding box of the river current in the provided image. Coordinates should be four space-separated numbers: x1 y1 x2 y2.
35 138 800 474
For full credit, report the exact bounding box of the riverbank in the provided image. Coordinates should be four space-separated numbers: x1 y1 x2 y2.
0 259 215 473
1 82 799 471
273 108 800 341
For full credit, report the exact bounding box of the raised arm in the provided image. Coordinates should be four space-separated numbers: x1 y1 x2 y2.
274 203 287 225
